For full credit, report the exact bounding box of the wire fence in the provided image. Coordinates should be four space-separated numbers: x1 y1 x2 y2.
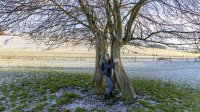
122 56 200 62
0 52 199 62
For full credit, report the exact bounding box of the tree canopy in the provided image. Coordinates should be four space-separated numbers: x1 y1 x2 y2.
0 0 200 49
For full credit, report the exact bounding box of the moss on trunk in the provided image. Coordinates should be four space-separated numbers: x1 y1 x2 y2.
93 31 107 92
112 40 136 101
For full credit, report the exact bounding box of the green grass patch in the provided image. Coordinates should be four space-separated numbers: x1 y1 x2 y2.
90 108 106 112
49 94 57 99
0 106 5 111
47 104 59 111
62 92 80 99
0 96 6 101
132 78 200 111
0 71 92 111
39 95 48 102
1 85 9 96
10 101 16 107
75 107 87 112
55 92 80 106
32 102 47 111
15 103 28 110
1 70 200 111
63 109 71 112
56 97 71 105
132 107 143 112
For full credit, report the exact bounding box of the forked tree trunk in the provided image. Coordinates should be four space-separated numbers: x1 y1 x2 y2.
111 39 119 90
93 31 107 92
112 40 136 100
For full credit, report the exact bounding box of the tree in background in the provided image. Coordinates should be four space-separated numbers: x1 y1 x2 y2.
0 26 5 35
0 31 4 35
1 0 200 100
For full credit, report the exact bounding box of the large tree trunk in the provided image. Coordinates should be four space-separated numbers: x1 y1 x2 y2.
110 39 119 90
93 31 107 92
112 40 136 100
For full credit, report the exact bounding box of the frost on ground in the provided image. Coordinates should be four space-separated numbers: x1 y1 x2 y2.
1 59 200 89
56 87 130 112
125 61 200 89
0 70 149 112
0 70 200 112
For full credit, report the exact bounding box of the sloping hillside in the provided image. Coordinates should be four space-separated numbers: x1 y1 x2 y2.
0 35 199 57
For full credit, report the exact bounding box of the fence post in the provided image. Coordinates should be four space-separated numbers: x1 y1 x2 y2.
153 57 154 62
134 57 136 62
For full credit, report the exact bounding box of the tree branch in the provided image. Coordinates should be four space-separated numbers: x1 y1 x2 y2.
123 0 147 44
50 0 89 28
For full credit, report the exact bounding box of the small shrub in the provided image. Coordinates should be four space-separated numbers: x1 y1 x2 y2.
157 57 170 61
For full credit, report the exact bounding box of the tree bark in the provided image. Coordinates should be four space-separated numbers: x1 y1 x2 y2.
93 31 107 91
112 40 136 100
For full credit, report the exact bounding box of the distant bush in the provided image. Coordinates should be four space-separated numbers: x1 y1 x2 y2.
157 57 170 61
0 31 5 35
147 44 166 49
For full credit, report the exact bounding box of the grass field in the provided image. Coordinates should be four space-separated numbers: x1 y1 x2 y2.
0 35 200 59
0 70 199 112
0 46 199 58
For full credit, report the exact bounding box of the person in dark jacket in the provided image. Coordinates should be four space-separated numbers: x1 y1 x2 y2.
101 53 118 99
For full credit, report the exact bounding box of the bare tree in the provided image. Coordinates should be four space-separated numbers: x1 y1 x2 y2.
0 26 5 35
1 0 200 100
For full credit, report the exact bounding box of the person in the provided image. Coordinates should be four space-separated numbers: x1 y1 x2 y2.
101 53 118 99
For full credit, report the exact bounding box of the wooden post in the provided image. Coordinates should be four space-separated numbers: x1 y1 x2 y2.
153 57 154 62
134 57 136 62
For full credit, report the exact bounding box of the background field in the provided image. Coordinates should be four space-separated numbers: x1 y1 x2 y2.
0 35 200 59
